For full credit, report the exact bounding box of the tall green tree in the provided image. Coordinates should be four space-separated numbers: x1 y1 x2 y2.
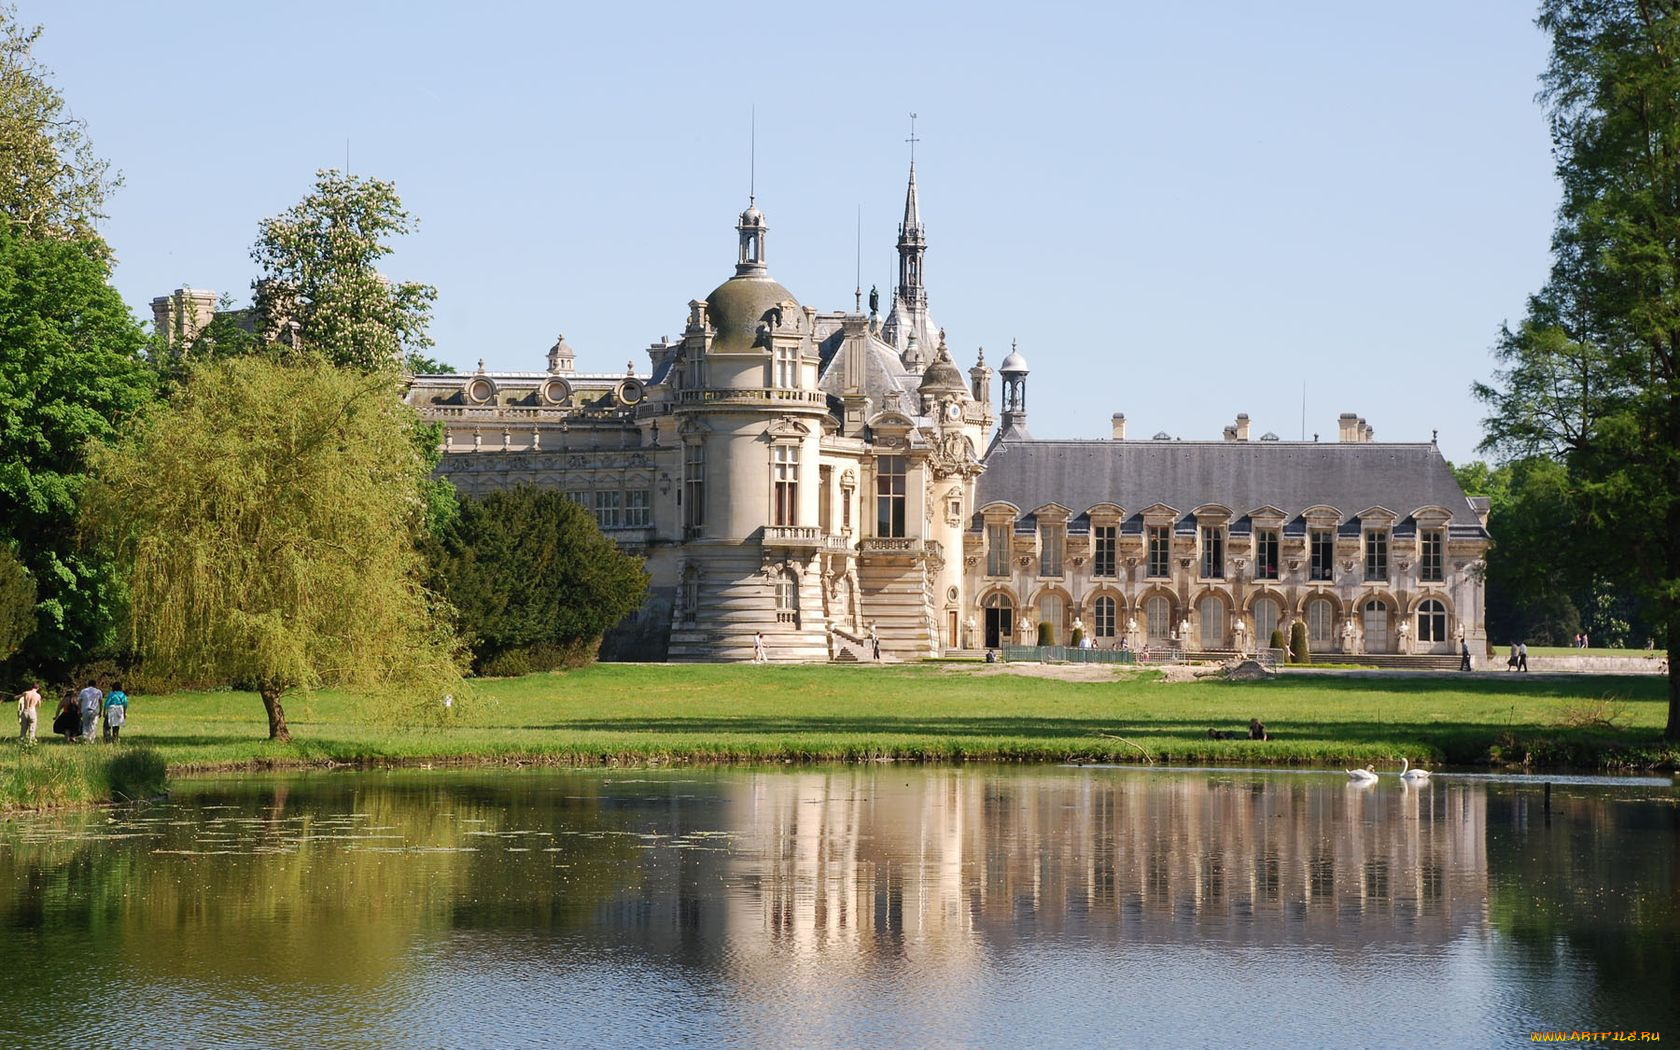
251 169 438 374
85 356 463 741
0 545 34 664
0 3 117 241
429 486 648 674
1474 0 1680 737
0 223 153 674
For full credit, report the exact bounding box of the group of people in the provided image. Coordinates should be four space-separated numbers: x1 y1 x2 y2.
1570 632 1592 649
13 680 128 744
1506 642 1531 672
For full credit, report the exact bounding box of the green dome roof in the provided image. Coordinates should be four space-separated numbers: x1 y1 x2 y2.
703 274 800 353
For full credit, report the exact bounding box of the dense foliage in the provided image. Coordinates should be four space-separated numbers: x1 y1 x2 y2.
251 169 439 374
429 486 649 675
1472 0 1680 736
0 224 153 676
0 5 116 241
0 545 34 662
84 357 463 740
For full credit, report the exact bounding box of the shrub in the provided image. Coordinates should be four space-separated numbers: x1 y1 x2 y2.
476 638 599 678
1269 628 1287 655
1037 621 1055 646
1070 626 1085 648
1289 621 1309 664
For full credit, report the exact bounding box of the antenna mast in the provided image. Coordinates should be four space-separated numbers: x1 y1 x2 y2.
749 105 756 204
855 206 862 313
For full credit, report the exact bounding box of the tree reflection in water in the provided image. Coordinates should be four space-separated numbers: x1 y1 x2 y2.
0 768 1673 1046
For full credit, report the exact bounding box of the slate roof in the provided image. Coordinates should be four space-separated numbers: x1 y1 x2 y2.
974 440 1486 535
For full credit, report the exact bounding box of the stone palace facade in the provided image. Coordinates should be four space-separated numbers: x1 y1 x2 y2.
398 164 1491 662
160 163 1491 662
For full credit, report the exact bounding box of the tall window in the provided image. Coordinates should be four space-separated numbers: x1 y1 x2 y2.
776 571 799 624
1145 596 1172 643
1364 529 1388 582
1253 598 1279 644
986 522 1011 576
1147 525 1171 578
1094 596 1117 639
1420 530 1444 582
680 566 699 621
1417 599 1447 643
840 487 853 533
1308 598 1334 647
593 490 621 529
625 489 651 528
684 353 704 390
876 456 907 537
1093 525 1117 577
1039 523 1065 578
773 346 798 389
683 442 704 532
1200 525 1225 579
773 445 798 526
1256 529 1280 580
1199 595 1226 647
1309 529 1334 581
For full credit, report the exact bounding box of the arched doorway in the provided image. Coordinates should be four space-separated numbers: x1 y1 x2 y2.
1145 595 1173 645
1199 594 1226 649
1307 597 1335 649
983 592 1014 649
1038 592 1065 646
1416 599 1447 649
1362 598 1388 653
1252 597 1280 647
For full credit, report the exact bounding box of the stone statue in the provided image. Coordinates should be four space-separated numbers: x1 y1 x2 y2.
1396 618 1411 654
1342 617 1357 653
869 285 879 315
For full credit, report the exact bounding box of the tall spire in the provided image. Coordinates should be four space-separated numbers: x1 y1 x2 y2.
883 113 936 371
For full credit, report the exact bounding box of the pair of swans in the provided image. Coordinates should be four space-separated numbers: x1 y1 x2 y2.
1346 758 1431 783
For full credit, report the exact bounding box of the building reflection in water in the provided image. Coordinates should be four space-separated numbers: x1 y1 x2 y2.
719 770 1487 958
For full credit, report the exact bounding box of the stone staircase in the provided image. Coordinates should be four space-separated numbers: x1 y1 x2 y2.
667 550 830 662
855 557 934 660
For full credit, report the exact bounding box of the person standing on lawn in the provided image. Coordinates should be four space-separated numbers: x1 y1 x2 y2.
16 683 41 743
76 681 102 742
1460 639 1472 672
103 683 128 742
1518 641 1530 672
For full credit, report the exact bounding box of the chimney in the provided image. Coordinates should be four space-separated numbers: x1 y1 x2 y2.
1222 423 1238 442
1338 412 1360 442
1111 413 1126 440
1235 413 1251 442
1360 418 1374 442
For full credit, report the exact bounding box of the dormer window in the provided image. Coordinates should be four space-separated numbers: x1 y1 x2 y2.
1200 525 1225 579
1364 529 1389 581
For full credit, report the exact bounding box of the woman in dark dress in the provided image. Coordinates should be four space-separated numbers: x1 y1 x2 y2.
51 692 78 741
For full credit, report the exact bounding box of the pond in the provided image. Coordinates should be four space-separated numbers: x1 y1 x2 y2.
1 766 1675 1048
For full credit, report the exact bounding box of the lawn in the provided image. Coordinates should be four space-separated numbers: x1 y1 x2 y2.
6 663 1672 792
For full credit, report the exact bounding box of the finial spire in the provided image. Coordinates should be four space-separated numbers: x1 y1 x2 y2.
906 112 919 170
854 205 862 313
749 105 756 205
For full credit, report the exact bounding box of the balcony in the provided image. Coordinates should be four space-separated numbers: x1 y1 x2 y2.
677 388 828 408
762 525 822 550
859 536 925 556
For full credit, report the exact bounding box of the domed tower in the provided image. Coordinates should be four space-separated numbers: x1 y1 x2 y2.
995 340 1031 444
667 199 829 662
915 333 985 651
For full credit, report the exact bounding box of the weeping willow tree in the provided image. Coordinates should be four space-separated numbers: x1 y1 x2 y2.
85 356 462 740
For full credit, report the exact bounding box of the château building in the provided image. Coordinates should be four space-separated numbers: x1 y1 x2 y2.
159 162 1492 663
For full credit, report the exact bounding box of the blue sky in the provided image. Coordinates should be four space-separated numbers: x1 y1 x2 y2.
32 1 1555 464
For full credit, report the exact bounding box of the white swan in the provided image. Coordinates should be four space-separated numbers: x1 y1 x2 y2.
1398 757 1431 781
1346 764 1378 783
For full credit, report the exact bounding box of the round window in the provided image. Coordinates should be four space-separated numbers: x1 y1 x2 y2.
617 380 644 405
541 378 570 405
465 377 494 404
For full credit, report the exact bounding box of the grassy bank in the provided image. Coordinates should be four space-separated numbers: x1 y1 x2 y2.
0 746 167 811
4 664 1673 791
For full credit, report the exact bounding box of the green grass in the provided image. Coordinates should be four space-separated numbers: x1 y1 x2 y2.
4 664 1673 788
1526 646 1665 659
0 745 167 811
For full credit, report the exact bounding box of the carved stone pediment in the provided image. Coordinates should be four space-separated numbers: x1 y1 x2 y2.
766 416 810 440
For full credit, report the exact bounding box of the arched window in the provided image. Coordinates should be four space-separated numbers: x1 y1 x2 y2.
1362 598 1388 653
776 572 799 625
1094 596 1117 639
1253 598 1280 645
1145 596 1172 644
1308 599 1334 647
1199 595 1226 648
1417 599 1447 644
1038 593 1064 644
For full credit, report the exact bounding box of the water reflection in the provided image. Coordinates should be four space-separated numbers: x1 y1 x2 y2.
0 768 1674 1048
